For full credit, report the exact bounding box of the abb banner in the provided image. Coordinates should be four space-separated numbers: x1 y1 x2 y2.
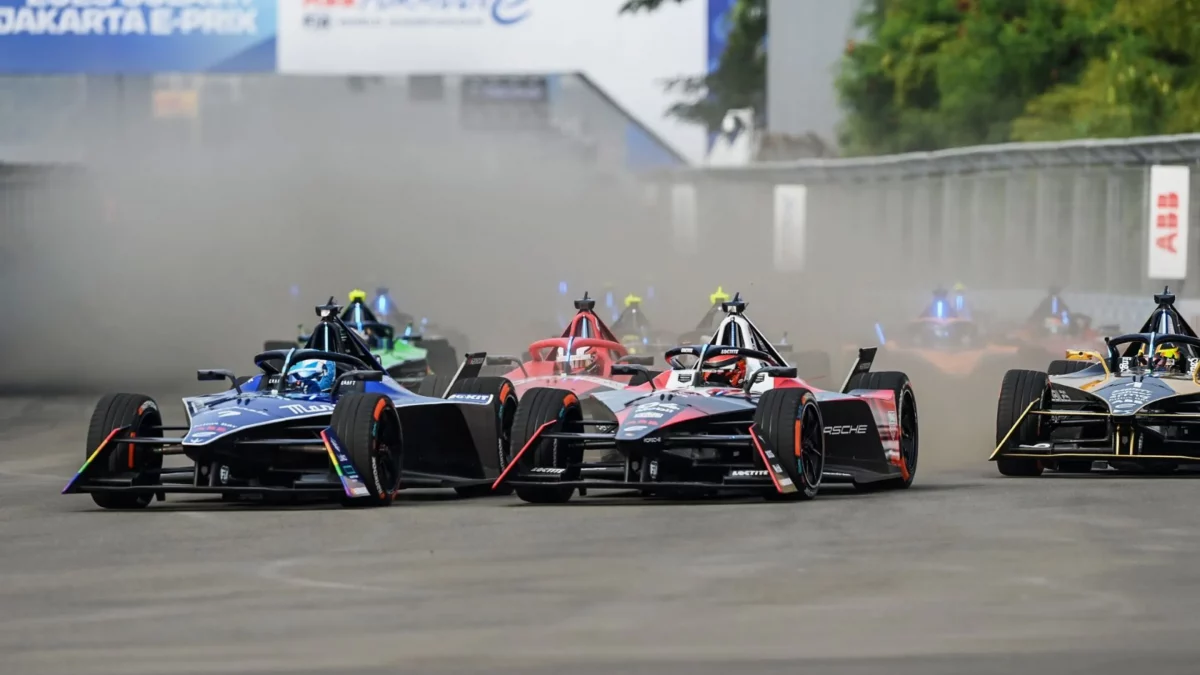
1147 165 1191 280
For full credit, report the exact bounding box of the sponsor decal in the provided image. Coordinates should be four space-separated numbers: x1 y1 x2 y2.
301 0 532 30
731 469 768 477
1106 386 1155 409
648 460 658 478
281 403 335 415
633 411 664 419
824 424 868 436
622 425 648 432
643 437 661 443
219 465 230 484
217 410 241 418
1051 389 1071 402
192 424 233 433
449 393 494 404
530 467 565 474
633 402 681 414
189 431 216 439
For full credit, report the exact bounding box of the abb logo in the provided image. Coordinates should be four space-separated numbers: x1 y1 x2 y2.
1156 191 1181 254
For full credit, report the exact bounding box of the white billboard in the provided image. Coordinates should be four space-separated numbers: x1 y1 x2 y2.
1147 165 1191 280
280 0 707 164
773 184 806 272
670 182 698 256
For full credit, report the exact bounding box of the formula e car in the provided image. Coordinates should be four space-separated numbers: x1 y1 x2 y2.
996 287 1115 362
64 298 518 509
992 288 1200 476
610 293 680 360
475 292 655 402
869 286 1022 377
492 293 918 503
264 290 458 388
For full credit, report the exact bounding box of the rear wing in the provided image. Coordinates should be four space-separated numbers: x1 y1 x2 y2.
436 352 488 398
840 347 877 394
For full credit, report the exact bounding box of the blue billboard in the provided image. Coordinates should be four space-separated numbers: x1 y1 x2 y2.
0 0 277 73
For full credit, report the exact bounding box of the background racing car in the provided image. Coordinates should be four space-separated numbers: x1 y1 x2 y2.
492 293 919 503
65 298 519 509
265 289 459 388
992 288 1200 477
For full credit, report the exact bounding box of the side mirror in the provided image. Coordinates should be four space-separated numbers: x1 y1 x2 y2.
612 363 656 390
743 366 797 394
198 369 241 394
616 355 655 366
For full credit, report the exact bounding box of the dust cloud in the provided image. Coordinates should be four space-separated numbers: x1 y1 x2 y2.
0 75 1017 471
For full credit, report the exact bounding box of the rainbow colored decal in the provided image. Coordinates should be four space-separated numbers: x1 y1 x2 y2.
320 429 370 499
62 426 126 494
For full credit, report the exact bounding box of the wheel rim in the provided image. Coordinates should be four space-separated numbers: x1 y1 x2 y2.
899 388 918 475
498 396 516 469
800 401 824 488
373 415 401 493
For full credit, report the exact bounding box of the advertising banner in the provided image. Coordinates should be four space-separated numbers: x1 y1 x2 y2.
1147 165 1191 280
279 0 708 164
773 184 806 273
0 0 277 73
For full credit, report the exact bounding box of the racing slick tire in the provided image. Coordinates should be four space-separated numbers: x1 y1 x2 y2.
423 339 459 376
445 376 519 497
509 387 584 504
1047 359 1090 376
85 393 165 509
331 393 404 507
416 374 455 399
995 369 1049 477
845 371 919 491
754 388 825 501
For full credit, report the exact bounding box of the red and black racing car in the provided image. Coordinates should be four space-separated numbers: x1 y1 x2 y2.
492 293 919 503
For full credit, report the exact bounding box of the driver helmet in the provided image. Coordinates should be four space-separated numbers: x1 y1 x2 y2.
703 354 748 388
1153 344 1180 371
287 359 336 394
558 347 599 375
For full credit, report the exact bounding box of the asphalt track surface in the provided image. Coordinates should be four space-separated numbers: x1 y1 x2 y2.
4 392 1200 675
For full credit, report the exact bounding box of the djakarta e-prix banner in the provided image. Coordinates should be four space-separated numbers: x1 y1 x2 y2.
0 0 277 73
0 0 721 162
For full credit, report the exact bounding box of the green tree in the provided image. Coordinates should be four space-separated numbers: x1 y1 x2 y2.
621 0 766 130
836 0 1103 155
1013 0 1200 141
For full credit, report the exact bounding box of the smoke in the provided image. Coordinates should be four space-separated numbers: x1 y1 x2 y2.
0 74 1045 471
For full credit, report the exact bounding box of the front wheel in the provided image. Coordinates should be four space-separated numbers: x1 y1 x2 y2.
754 388 824 501
332 393 404 507
509 388 583 504
995 369 1049 477
84 393 165 509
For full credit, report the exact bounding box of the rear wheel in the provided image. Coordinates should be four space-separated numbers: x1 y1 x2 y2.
754 388 824 501
84 393 164 509
1047 360 1090 376
331 393 403 507
416 374 454 399
848 372 918 490
995 369 1049 477
446 376 518 497
509 388 583 504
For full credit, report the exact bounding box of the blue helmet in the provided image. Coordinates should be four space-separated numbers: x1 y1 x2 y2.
287 359 336 394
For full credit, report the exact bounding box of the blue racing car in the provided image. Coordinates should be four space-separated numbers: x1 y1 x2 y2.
63 298 517 509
